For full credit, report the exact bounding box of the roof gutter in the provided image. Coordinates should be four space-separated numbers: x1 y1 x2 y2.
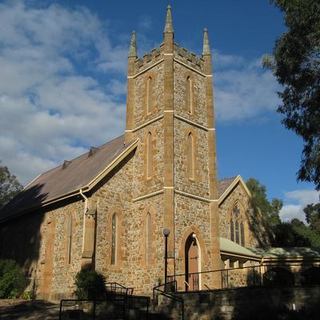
79 188 88 213
220 249 261 261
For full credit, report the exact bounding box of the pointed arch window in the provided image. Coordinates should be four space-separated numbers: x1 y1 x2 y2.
146 131 153 179
230 204 245 246
111 213 117 265
187 132 195 180
146 76 153 115
186 76 194 114
145 213 152 265
240 222 245 247
66 214 73 264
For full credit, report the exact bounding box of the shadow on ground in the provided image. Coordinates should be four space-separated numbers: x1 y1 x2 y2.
0 300 59 320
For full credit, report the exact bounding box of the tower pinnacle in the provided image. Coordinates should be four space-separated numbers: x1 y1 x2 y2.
202 28 211 56
128 31 137 58
164 5 174 33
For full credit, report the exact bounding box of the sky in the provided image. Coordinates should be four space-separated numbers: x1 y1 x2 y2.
0 0 318 222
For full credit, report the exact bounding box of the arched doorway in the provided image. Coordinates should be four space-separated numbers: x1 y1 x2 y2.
185 233 200 291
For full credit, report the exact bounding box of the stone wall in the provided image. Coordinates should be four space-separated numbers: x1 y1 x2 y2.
93 152 165 295
0 199 84 301
173 286 320 320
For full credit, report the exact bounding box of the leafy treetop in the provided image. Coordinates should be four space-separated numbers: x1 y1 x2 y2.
265 0 320 189
0 163 23 209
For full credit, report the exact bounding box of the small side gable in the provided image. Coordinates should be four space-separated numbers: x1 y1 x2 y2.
218 175 251 206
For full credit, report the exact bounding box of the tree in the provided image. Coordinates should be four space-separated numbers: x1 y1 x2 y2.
246 178 282 246
0 163 23 209
265 0 320 189
303 203 320 232
246 178 282 227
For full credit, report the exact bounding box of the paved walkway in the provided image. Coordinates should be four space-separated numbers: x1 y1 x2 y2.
0 300 60 320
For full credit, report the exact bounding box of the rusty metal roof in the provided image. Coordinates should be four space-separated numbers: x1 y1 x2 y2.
0 135 135 222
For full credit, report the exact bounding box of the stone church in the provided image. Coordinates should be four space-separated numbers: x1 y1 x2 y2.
1 7 316 301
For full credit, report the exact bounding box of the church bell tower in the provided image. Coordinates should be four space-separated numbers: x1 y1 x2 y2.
125 6 221 292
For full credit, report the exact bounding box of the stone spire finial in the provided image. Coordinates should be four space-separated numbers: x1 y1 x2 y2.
164 5 174 33
128 31 137 58
202 28 211 55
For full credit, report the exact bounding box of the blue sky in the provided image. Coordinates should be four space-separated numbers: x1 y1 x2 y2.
0 0 318 221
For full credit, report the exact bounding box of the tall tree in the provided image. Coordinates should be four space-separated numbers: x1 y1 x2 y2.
303 203 320 232
0 163 22 209
246 178 282 227
265 0 320 189
246 178 283 246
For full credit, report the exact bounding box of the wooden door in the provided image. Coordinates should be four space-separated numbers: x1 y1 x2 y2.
185 234 199 291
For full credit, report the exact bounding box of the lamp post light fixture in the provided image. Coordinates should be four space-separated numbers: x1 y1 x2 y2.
163 228 170 291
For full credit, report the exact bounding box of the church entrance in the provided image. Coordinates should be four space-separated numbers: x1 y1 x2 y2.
185 233 200 291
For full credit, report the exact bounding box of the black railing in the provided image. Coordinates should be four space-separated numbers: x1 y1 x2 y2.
105 282 134 296
153 280 184 320
171 264 263 292
169 263 320 292
60 283 149 320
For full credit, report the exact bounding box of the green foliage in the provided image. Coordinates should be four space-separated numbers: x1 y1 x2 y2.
267 0 320 189
0 163 23 209
303 203 320 232
0 259 27 298
246 178 283 246
272 218 320 248
246 178 282 227
21 290 35 300
75 268 106 300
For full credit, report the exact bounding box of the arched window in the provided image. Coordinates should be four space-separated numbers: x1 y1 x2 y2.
146 76 153 115
230 204 245 246
186 76 194 114
111 213 117 265
240 222 245 247
66 214 73 264
187 132 195 179
146 132 153 179
230 217 234 242
145 213 152 265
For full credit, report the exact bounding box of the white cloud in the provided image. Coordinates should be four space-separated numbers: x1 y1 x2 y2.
0 0 128 185
214 52 280 121
279 189 319 222
0 1 282 186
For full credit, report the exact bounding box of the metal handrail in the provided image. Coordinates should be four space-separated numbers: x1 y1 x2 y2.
173 263 262 278
60 296 150 320
170 262 318 292
172 264 263 291
105 281 134 296
153 280 184 320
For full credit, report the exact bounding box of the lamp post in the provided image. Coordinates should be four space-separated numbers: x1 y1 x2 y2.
163 228 170 292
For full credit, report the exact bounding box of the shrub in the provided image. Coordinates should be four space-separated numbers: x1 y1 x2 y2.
75 268 106 300
21 290 35 300
0 259 27 298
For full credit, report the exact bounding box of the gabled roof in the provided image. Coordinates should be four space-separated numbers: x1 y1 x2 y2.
0 135 138 223
218 175 251 205
218 177 237 197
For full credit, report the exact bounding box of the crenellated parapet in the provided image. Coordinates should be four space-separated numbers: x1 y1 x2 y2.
174 44 204 72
